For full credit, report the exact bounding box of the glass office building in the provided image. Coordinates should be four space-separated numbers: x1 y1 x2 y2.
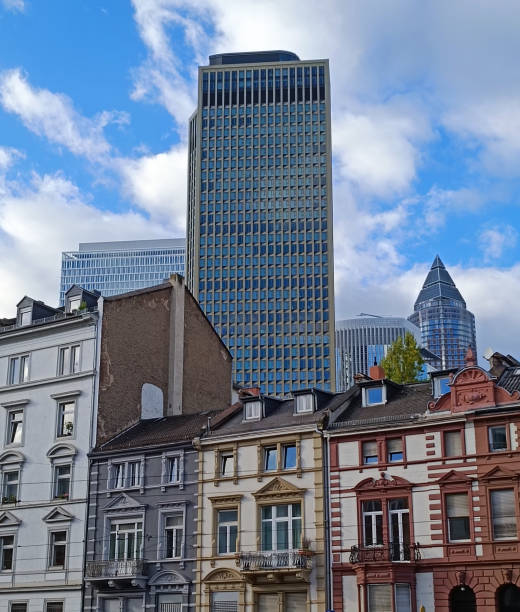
335 315 426 391
187 51 335 394
409 255 477 370
59 238 185 304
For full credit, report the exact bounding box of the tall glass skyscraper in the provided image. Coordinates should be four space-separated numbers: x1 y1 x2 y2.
59 238 185 304
187 51 335 395
409 255 477 370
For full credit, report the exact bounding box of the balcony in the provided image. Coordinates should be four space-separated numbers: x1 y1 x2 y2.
85 559 146 588
349 543 421 564
237 550 312 583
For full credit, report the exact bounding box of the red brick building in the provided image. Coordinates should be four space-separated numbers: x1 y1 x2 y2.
326 351 520 612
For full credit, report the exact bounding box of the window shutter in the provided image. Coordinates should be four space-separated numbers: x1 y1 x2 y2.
387 439 402 453
368 584 392 612
491 489 516 539
212 592 238 612
395 584 411 612
445 431 462 457
257 594 279 612
286 593 307 611
363 441 377 456
446 493 468 517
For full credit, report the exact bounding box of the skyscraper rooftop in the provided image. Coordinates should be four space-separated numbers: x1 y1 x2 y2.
414 255 465 308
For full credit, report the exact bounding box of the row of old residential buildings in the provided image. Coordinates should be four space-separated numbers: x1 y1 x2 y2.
1 277 520 611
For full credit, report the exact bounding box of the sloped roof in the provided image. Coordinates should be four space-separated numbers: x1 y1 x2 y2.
497 367 520 394
414 255 466 309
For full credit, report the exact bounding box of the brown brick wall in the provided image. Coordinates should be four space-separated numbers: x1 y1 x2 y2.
97 287 171 444
182 289 232 414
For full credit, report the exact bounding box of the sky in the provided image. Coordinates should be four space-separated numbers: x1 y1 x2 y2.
0 0 519 358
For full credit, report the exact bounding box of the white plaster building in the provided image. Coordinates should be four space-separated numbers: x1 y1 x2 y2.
0 286 100 612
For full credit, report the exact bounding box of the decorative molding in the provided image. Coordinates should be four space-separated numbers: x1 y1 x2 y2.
253 476 305 500
0 511 21 527
0 399 30 408
50 390 81 399
42 506 74 523
102 492 145 512
46 443 77 460
354 472 412 491
203 568 244 583
209 494 243 506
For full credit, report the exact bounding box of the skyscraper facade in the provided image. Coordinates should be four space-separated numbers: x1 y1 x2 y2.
187 51 335 394
335 315 424 391
59 238 185 304
409 255 477 370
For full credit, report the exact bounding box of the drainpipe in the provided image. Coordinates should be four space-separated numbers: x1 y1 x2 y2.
316 424 333 611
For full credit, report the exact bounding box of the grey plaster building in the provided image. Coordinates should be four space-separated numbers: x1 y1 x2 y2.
186 50 335 395
83 412 213 611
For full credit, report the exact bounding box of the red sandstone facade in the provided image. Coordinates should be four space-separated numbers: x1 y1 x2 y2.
327 356 520 612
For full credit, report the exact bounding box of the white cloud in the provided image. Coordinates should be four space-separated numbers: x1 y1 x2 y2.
0 171 170 317
116 144 188 231
1 0 24 12
479 225 518 262
0 146 23 172
0 69 128 162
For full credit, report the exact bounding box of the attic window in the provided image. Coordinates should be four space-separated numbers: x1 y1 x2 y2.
513 368 520 376
244 400 261 421
295 394 314 414
363 385 386 407
434 376 451 398
67 297 81 313
18 308 32 327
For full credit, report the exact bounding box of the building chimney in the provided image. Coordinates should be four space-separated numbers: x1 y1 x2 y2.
465 346 477 367
369 362 386 380
238 386 261 399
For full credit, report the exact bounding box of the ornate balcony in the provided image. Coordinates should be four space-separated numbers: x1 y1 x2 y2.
349 543 421 564
237 550 312 583
85 559 146 588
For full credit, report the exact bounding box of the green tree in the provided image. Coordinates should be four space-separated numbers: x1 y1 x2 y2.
380 332 424 384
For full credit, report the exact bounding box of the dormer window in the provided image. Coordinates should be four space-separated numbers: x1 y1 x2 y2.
244 400 262 421
295 393 314 414
434 376 451 398
67 297 81 313
362 385 386 407
18 308 32 327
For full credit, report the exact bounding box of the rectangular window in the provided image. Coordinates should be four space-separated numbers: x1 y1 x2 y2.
261 503 301 551
490 489 516 540
264 447 277 471
158 595 182 612
363 500 383 546
295 394 313 413
10 604 27 612
58 345 80 375
244 400 261 420
363 441 378 464
53 465 71 499
283 444 296 469
489 426 508 452
446 493 470 541
7 411 23 445
127 462 140 488
444 431 463 457
164 513 183 558
366 387 384 405
109 521 143 560
387 439 403 462
18 308 31 326
112 462 141 489
367 584 392 612
395 584 411 612
0 535 14 570
57 401 75 437
211 592 238 612
8 356 29 385
2 471 19 503
220 452 234 477
167 456 180 483
217 509 238 554
49 531 67 568
45 604 64 612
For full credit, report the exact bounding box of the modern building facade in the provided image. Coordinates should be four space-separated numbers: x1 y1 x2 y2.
186 50 335 395
335 316 424 391
196 387 336 611
327 352 520 612
59 239 185 304
0 286 100 611
409 256 477 370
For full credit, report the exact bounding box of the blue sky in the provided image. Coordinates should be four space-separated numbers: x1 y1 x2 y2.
0 0 519 357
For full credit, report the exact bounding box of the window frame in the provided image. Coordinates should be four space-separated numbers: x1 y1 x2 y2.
216 508 239 556
444 491 472 543
9 603 28 612
489 487 518 541
258 439 301 476
362 500 383 547
215 447 237 482
160 450 184 491
361 440 379 465
6 409 24 447
2 470 19 505
44 603 64 612
47 529 68 570
162 511 185 559
488 424 509 453
442 428 465 458
108 519 144 561
260 502 302 552
56 400 76 439
57 344 81 377
386 438 404 464
362 384 386 407
53 464 72 500
244 400 262 421
109 459 143 492
0 534 15 572
7 354 30 386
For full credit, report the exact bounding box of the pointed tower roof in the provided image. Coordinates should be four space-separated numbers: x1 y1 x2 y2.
414 255 466 309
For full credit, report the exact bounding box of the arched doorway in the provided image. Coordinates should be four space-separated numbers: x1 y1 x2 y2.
497 584 520 612
450 586 476 612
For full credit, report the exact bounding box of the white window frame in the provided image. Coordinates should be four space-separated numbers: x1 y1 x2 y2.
220 451 234 478
7 355 30 386
17 308 31 327
434 376 451 398
44 603 64 612
295 393 314 414
446 492 471 542
57 344 81 376
362 500 383 547
108 519 144 561
53 464 71 500
163 512 184 559
9 602 28 612
160 451 184 491
110 460 143 491
0 533 15 572
217 508 238 555
261 503 302 552
490 489 517 541
6 410 24 447
56 400 76 439
47 529 68 570
2 470 19 505
282 444 297 470
67 297 81 313
362 385 386 407
244 400 262 421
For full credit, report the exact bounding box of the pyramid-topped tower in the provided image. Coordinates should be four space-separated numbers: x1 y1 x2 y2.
409 256 477 369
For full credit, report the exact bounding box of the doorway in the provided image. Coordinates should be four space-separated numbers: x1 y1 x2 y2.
450 586 476 612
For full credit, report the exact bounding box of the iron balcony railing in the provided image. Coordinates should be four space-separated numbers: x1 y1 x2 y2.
0 308 97 334
85 559 144 579
349 543 421 564
238 550 312 571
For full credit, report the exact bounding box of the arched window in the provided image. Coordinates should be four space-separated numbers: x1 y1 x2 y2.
497 584 520 612
450 586 476 612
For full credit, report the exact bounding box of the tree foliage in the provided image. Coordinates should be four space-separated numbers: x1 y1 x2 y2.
380 332 424 384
